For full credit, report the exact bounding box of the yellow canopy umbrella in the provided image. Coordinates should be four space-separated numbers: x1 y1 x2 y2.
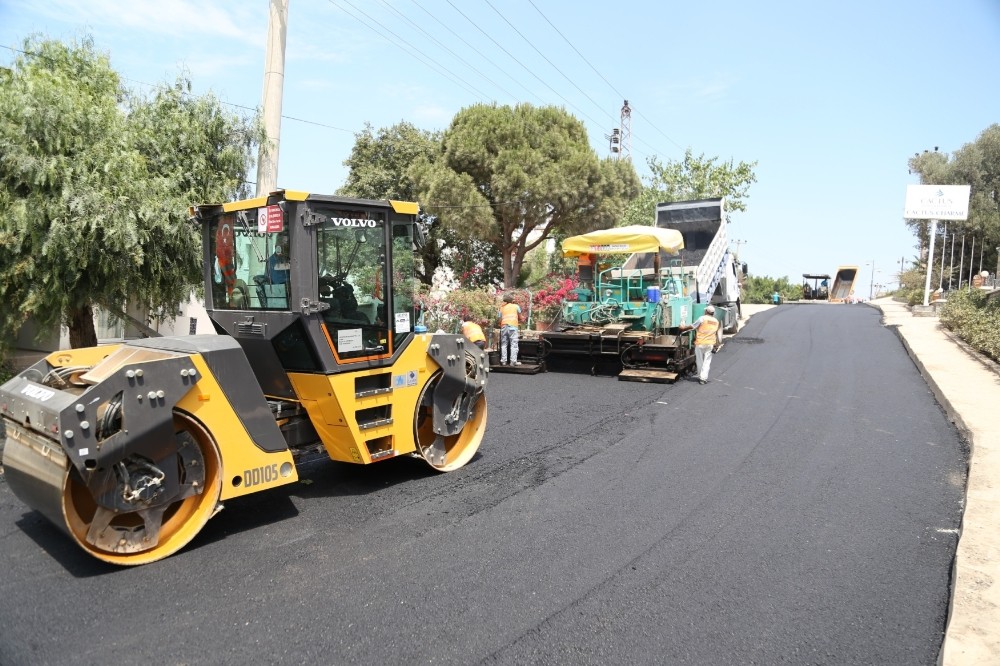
561 225 684 257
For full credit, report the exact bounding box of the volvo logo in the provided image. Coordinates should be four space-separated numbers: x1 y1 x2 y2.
329 218 377 228
21 384 55 402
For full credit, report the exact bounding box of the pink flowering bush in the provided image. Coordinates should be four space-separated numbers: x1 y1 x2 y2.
531 274 579 322
414 284 499 332
409 273 580 333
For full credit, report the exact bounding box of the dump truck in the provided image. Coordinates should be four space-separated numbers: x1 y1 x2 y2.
651 198 743 332
829 266 860 302
0 191 489 565
539 225 725 382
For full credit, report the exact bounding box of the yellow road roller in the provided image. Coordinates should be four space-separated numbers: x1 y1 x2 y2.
0 191 489 565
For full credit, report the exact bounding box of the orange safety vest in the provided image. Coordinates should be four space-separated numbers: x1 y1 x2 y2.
500 303 520 328
462 321 486 343
694 316 720 346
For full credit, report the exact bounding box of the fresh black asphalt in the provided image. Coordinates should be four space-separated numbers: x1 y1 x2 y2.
0 304 966 664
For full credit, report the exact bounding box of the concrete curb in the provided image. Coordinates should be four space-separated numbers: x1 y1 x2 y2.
873 305 973 441
938 326 1000 378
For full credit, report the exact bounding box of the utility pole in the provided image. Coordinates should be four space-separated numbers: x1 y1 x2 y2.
606 128 620 159
939 222 947 290
868 260 876 300
619 100 631 162
922 220 938 306
256 0 289 197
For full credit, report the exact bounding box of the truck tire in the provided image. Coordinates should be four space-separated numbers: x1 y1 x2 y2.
724 300 741 334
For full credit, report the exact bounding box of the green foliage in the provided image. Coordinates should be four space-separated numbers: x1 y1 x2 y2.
896 266 932 306
440 228 504 289
622 148 758 227
337 121 442 201
742 275 798 304
939 289 1000 363
906 126 1000 281
410 103 641 288
520 244 552 288
337 120 500 287
0 35 261 352
130 79 261 206
0 356 13 385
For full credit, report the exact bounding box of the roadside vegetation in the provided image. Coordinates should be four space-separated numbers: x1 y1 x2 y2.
0 36 264 356
905 128 1000 303
939 289 1000 363
895 267 933 306
741 275 799 304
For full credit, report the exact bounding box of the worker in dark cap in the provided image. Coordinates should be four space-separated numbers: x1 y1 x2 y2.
497 292 522 365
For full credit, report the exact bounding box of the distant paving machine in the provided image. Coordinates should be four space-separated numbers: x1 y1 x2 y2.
802 274 831 300
0 191 489 565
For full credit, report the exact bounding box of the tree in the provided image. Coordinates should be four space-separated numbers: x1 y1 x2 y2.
337 121 453 285
621 149 758 228
337 121 442 201
409 103 641 287
906 127 1000 277
741 274 797 304
0 36 261 351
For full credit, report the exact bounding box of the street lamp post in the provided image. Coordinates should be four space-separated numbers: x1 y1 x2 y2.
922 221 938 306
868 260 876 300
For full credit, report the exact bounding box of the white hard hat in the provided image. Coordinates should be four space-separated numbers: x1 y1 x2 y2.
705 305 715 314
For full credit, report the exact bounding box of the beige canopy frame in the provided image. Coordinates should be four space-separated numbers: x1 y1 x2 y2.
561 225 685 257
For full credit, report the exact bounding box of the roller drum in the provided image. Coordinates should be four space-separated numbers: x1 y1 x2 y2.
2 424 71 535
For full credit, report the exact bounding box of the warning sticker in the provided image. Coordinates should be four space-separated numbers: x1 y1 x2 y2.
392 370 419 389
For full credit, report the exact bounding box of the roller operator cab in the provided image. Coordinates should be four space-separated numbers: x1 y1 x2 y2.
0 191 489 566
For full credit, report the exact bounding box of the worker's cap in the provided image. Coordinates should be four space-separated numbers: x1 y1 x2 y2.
705 305 716 314
502 292 515 302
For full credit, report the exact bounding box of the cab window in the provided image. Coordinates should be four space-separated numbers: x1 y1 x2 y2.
208 208 290 311
316 207 390 361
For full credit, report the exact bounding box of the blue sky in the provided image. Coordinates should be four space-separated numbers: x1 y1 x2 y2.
3 0 999 291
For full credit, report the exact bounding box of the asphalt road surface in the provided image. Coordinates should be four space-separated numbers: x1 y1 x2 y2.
0 304 967 665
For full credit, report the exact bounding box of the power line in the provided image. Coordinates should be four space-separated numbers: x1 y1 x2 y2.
1 44 355 134
482 0 617 126
5 7 677 162
405 0 545 105
442 0 611 132
376 0 520 103
526 0 685 156
326 0 493 103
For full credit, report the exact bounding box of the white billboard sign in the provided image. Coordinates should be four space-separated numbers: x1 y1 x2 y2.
903 184 971 220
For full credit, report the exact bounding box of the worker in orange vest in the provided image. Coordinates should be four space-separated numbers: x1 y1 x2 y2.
680 305 722 384
461 320 487 350
497 292 522 365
